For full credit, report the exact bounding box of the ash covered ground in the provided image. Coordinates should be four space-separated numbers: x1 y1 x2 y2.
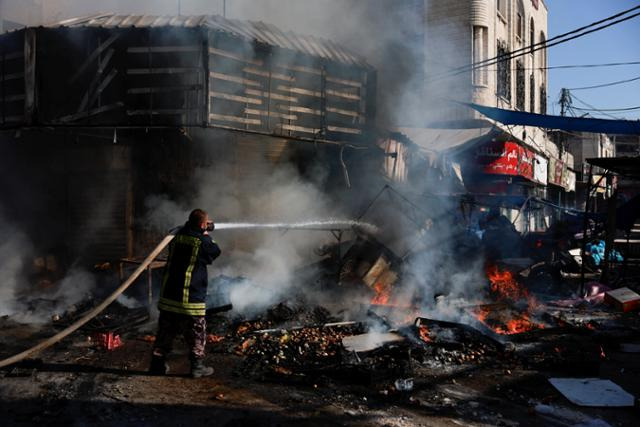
1 269 639 427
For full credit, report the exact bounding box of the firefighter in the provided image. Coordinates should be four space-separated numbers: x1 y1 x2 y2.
149 209 221 378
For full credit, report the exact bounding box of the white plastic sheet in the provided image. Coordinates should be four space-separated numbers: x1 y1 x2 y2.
549 378 635 407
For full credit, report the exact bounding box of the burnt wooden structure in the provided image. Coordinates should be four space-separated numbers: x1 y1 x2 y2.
0 14 376 141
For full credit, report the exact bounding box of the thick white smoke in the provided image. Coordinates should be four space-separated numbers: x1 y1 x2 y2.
0 208 98 323
4 0 486 323
0 211 33 316
145 162 346 316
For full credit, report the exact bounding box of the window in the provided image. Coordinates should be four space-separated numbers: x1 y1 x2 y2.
530 18 535 54
540 84 547 114
529 74 535 112
539 32 547 69
497 40 511 101
516 60 525 110
516 13 524 41
497 0 509 20
473 26 489 85
516 1 525 42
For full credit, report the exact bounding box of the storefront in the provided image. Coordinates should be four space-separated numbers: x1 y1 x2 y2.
461 140 544 231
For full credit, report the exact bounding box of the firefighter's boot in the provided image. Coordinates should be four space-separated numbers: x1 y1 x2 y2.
190 359 214 378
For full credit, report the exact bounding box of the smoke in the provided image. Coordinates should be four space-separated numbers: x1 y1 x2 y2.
0 206 99 323
221 0 427 127
0 211 33 316
8 1 485 324
145 160 346 316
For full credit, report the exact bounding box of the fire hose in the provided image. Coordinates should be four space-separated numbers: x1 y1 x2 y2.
0 233 175 369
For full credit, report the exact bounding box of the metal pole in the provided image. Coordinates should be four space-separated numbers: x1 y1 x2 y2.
601 186 618 285
223 0 227 17
580 164 593 296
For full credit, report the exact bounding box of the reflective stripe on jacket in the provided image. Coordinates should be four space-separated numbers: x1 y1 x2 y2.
158 225 221 316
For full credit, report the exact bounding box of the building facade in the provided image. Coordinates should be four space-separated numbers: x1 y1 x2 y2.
418 1 578 228
565 132 616 180
612 134 640 158
424 0 548 123
564 131 616 208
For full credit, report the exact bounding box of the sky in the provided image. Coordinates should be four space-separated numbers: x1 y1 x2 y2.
546 0 640 120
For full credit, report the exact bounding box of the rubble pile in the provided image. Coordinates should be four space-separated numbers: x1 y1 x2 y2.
238 323 365 378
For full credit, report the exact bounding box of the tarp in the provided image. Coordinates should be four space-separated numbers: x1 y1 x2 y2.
394 126 499 154
468 103 640 135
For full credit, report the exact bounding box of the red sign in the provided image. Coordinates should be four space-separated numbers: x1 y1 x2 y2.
553 159 564 186
518 145 534 180
475 141 534 180
476 141 520 176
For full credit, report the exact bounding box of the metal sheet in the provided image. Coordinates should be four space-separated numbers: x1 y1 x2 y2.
44 13 370 67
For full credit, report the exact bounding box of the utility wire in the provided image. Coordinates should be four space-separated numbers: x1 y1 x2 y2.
544 60 640 70
446 4 640 75
465 11 640 76
572 105 640 112
569 93 624 120
473 61 640 72
568 75 640 91
568 107 621 120
429 7 640 81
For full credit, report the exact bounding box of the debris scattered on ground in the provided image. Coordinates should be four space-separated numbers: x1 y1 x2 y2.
548 378 635 407
92 332 123 351
604 287 640 312
342 332 405 353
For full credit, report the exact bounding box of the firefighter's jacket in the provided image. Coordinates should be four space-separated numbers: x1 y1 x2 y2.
158 223 221 316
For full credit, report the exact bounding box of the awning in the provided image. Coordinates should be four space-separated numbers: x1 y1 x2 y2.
586 157 640 180
394 126 499 154
468 103 640 135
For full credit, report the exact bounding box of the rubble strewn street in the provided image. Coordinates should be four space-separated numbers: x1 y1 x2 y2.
2 1 640 426
2 256 639 426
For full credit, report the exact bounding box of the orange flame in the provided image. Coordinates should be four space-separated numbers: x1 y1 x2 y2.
474 265 545 335
497 313 544 335
418 325 432 343
371 281 392 305
486 265 528 301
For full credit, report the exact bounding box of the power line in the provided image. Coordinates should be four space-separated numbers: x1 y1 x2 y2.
567 75 640 91
449 4 640 75
569 93 624 120
429 6 640 81
546 60 640 70
572 105 640 112
568 107 622 120
449 61 640 73
474 11 640 75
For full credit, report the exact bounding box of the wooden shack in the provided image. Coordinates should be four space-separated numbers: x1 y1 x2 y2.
0 14 382 266
0 14 376 139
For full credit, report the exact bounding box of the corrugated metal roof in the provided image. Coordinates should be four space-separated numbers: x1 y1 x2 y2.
44 13 370 67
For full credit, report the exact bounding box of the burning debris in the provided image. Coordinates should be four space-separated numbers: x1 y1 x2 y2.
471 265 547 336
